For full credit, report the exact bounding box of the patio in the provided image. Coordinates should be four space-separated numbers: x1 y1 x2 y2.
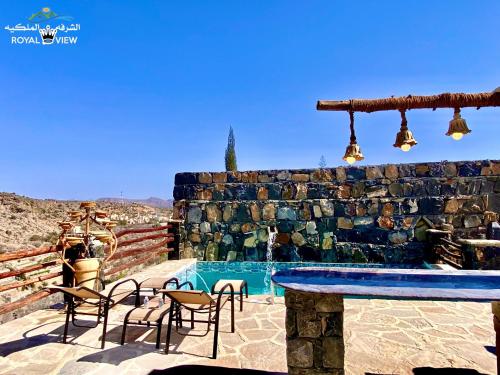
0 260 496 375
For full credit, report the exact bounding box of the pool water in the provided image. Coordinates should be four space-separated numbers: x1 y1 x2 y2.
176 261 435 297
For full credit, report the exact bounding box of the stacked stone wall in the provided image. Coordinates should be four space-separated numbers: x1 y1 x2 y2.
172 160 500 264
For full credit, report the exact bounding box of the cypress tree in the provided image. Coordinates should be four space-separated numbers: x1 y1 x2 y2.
225 126 237 171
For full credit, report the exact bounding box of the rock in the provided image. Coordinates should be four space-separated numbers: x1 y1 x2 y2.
292 173 309 182
351 182 365 198
458 162 481 177
196 189 212 200
187 207 202 223
353 216 374 226
229 223 241 233
415 164 430 177
484 210 499 224
337 217 353 229
336 167 346 182
388 183 403 197
200 221 211 233
389 231 408 244
188 232 201 242
300 203 312 220
322 337 344 369
277 207 297 220
381 203 394 216
366 166 384 179
282 183 295 200
236 205 251 221
212 172 227 183
222 234 234 245
277 171 291 180
311 169 333 182
205 242 218 261
443 198 459 214
346 167 366 180
368 200 380 215
444 163 458 177
241 171 258 183
356 204 367 216
313 205 323 218
286 339 314 368
399 164 414 177
198 172 212 183
258 174 272 183
249 202 261 221
291 232 306 246
377 216 394 229
241 222 257 233
306 221 317 234
243 233 258 247
223 204 233 222
402 217 413 229
295 183 308 200
276 233 290 244
262 203 276 220
419 197 444 215
319 199 335 216
385 165 399 180
226 250 237 261
257 229 269 242
337 185 351 199
322 236 333 250
464 215 482 228
206 204 222 222
257 186 268 200
365 186 388 198
227 171 241 182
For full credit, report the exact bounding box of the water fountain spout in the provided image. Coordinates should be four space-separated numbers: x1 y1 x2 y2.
265 226 278 304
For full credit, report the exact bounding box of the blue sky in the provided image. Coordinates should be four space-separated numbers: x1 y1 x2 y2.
0 1 498 200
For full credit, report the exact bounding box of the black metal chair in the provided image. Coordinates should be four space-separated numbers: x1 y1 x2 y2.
163 283 235 359
50 278 140 349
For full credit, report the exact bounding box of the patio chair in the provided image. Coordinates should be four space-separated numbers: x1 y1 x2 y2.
120 277 181 348
49 278 140 349
163 283 235 359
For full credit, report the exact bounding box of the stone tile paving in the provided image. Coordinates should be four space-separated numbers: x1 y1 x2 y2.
0 260 497 374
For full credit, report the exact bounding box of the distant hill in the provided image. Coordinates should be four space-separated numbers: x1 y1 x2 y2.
97 197 173 208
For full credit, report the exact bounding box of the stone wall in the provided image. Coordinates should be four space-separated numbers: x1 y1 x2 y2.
172 160 500 264
285 290 344 374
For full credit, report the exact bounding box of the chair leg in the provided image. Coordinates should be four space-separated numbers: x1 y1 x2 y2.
231 294 235 333
121 321 128 345
165 302 175 354
239 289 243 312
191 310 194 329
156 318 164 349
101 304 109 349
213 311 220 359
63 301 72 344
245 283 249 298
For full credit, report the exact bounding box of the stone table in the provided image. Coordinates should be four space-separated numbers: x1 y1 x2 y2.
272 267 500 375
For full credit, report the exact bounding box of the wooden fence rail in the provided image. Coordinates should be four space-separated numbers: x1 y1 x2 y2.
0 224 175 318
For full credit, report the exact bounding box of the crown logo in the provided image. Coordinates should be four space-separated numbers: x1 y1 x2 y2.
39 25 57 44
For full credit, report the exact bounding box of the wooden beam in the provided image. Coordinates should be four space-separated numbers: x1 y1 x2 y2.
0 271 62 293
115 225 171 238
317 91 500 112
0 246 58 263
0 289 55 316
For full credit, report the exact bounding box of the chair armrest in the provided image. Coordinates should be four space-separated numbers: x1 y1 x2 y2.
162 277 180 289
177 281 194 290
216 283 234 309
210 279 220 294
107 278 140 303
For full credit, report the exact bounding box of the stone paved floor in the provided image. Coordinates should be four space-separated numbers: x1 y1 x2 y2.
0 260 497 374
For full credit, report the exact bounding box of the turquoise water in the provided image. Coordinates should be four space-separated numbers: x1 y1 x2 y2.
176 261 434 297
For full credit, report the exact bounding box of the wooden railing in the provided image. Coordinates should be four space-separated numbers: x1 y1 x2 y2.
0 224 174 317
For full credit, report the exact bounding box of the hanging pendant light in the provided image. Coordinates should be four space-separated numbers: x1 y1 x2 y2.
342 110 364 165
446 108 471 140
393 109 417 151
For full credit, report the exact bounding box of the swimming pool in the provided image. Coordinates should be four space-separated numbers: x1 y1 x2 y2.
176 261 437 296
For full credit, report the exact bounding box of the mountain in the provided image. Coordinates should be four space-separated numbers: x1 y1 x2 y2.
0 193 172 252
97 197 173 209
